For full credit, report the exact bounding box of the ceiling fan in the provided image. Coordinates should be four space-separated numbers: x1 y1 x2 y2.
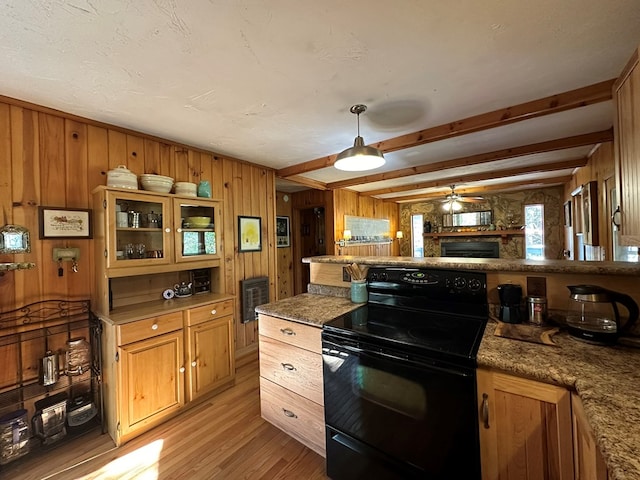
441 185 484 211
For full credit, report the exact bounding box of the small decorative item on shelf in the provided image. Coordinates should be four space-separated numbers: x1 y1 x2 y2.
197 180 212 198
345 263 369 303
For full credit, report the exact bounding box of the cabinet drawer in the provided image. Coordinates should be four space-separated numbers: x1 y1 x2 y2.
258 314 321 353
187 300 234 326
117 312 183 346
260 376 325 457
259 335 323 405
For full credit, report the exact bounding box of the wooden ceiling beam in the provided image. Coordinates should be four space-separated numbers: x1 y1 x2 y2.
385 176 572 203
362 157 588 196
326 129 612 190
279 175 329 191
276 79 615 178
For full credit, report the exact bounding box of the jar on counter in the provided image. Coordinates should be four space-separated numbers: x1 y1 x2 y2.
527 296 547 325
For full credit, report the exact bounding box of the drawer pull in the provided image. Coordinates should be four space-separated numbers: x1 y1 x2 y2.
211 309 217 315
281 363 296 371
165 227 171 233
191 361 197 367
151 324 159 331
179 366 186 373
282 408 297 418
280 328 296 336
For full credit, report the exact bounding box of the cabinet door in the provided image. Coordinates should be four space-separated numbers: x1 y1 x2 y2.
614 46 640 244
477 369 574 480
572 393 608 480
173 198 221 263
105 190 173 269
118 330 185 439
186 315 234 402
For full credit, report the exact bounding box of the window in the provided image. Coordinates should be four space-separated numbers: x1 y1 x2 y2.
524 204 544 260
411 214 424 257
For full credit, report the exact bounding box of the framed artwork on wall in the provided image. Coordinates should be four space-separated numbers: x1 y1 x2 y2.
238 216 262 252
38 207 93 239
276 216 290 248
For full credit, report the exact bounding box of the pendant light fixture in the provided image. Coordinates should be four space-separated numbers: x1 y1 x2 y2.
334 104 385 172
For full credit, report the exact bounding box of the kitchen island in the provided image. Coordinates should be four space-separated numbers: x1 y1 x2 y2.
256 291 640 480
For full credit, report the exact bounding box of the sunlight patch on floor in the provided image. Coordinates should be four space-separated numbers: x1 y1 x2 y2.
76 439 164 480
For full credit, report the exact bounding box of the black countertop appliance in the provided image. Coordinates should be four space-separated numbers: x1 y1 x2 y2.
498 283 523 323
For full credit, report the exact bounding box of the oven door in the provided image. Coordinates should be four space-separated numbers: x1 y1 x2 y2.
322 333 480 480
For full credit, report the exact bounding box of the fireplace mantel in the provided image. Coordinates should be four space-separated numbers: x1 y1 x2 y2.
424 228 524 244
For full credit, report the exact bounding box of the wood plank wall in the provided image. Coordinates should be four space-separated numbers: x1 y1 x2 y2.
0 96 276 357
332 189 400 256
564 142 615 259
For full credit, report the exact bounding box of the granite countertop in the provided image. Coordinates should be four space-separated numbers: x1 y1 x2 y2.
303 255 640 276
256 293 640 480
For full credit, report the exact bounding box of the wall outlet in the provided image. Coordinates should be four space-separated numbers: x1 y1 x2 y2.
527 276 547 297
343 266 351 282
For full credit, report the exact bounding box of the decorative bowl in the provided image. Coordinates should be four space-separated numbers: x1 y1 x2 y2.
107 165 138 189
140 174 174 193
186 216 212 228
174 182 197 197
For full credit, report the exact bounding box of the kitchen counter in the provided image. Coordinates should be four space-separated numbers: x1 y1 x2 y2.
303 255 640 276
256 293 640 480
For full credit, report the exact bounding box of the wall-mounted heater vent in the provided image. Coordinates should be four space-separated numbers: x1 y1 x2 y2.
241 277 269 323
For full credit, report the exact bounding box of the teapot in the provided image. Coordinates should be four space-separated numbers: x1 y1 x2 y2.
565 285 639 344
174 281 193 298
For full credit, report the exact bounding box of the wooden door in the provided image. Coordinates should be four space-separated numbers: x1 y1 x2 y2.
477 369 574 480
186 316 234 402
572 393 608 480
118 330 185 441
614 46 640 244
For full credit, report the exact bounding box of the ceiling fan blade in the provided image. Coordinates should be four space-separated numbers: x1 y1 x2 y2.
459 197 485 203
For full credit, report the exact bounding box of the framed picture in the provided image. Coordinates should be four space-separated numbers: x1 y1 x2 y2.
238 216 262 252
563 201 572 227
38 207 93 239
276 216 290 248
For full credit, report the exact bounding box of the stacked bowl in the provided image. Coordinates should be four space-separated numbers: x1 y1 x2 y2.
174 182 197 197
140 174 174 193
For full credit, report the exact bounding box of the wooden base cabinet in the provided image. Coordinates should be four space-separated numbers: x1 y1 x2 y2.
101 297 235 446
185 301 235 402
477 369 574 480
572 393 608 480
258 314 325 457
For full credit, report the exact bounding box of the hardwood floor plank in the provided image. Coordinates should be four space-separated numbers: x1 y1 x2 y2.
3 358 328 480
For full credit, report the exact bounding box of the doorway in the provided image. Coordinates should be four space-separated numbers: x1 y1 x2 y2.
296 207 326 294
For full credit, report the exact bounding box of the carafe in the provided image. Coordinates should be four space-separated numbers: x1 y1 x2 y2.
566 285 639 344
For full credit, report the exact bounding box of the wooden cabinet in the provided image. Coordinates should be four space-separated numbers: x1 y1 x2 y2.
477 369 574 480
258 314 325 457
185 300 235 402
613 44 640 245
101 297 235 446
117 326 185 443
572 393 608 480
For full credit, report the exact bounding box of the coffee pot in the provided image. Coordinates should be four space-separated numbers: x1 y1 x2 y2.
497 284 523 323
566 285 639 344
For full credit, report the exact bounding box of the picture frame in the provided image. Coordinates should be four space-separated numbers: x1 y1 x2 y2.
276 216 290 248
38 207 93 239
563 201 572 227
238 216 262 252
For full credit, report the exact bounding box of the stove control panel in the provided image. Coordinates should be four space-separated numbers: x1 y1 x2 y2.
368 267 487 297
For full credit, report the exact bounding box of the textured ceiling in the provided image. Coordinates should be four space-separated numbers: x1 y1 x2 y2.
1 0 640 200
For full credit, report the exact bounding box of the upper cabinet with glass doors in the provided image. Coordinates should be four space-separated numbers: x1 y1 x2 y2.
173 197 221 263
93 186 222 274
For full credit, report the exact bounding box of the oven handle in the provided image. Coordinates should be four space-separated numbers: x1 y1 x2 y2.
323 338 473 378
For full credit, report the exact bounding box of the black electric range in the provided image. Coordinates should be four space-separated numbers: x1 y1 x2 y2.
322 266 488 480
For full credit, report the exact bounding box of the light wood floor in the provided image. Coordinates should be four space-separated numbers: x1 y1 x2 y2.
3 356 328 480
